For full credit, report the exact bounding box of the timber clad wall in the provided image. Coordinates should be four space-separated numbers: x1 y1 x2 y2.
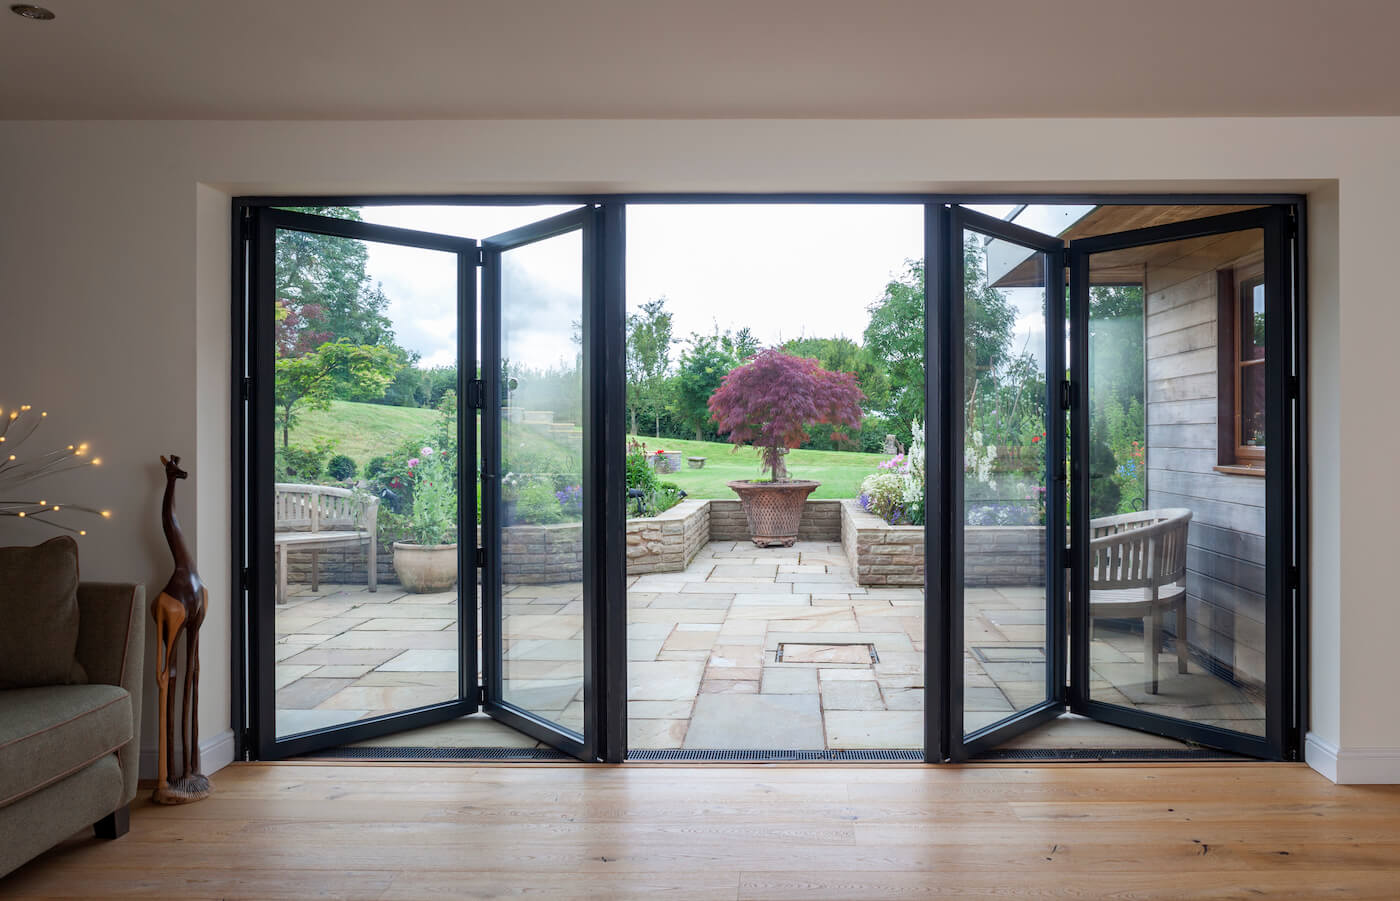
1143 247 1267 687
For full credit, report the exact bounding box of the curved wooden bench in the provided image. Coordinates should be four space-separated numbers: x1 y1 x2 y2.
274 484 379 605
1088 507 1192 694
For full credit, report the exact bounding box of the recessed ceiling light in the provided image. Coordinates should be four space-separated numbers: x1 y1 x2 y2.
10 4 55 19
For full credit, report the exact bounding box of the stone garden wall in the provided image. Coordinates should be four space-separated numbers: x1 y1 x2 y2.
840 499 1045 587
284 498 1044 591
708 498 843 542
283 540 397 588
624 498 709 574
500 521 584 584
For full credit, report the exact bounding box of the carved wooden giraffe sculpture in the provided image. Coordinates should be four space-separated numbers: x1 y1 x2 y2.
151 454 211 804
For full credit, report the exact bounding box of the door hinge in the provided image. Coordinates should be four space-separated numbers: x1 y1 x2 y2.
1288 566 1300 590
239 567 249 590
1063 551 1072 569
476 247 486 266
1059 380 1075 410
241 377 251 402
1287 374 1300 399
240 208 253 241
475 547 486 568
467 379 485 410
477 684 487 704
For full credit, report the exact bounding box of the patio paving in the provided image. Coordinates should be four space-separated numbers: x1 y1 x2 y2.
274 539 1265 752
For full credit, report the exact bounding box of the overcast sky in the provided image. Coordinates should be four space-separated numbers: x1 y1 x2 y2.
354 203 1051 373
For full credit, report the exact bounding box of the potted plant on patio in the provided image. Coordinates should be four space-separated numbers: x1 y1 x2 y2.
708 348 864 547
391 445 458 592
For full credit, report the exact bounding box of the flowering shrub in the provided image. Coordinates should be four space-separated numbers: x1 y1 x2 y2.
859 472 912 524
404 445 456 546
514 482 564 524
555 484 583 516
859 420 927 525
966 501 1040 526
965 429 998 492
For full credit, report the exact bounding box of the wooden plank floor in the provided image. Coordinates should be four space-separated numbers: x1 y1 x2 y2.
3 762 1399 900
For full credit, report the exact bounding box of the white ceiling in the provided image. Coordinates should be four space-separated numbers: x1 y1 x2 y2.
2 0 1398 120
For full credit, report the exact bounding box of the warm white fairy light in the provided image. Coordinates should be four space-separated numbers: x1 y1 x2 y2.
0 403 108 536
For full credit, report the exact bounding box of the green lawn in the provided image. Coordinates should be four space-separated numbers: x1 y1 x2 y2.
289 400 438 464
628 435 883 499
287 403 886 499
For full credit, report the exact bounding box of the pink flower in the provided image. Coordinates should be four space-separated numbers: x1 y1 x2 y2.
421 446 434 457
407 457 419 469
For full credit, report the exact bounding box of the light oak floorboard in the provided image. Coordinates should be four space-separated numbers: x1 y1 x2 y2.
2 763 1397 900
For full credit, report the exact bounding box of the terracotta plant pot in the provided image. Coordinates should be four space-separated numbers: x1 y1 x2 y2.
392 542 459 593
726 479 819 548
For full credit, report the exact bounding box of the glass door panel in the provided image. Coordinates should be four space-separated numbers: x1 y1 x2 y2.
253 209 479 759
948 207 1066 759
481 209 596 757
1068 208 1290 757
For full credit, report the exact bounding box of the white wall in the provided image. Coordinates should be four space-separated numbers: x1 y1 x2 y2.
0 118 1385 780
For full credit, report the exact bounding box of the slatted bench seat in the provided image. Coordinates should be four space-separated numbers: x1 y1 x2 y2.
273 483 379 605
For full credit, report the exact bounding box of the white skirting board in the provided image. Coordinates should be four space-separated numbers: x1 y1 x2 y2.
138 729 236 781
1305 732 1400 784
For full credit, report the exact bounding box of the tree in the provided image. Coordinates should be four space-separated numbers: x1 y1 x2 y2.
672 334 740 441
865 238 1020 445
274 340 401 447
708 349 865 481
274 207 398 358
863 260 926 445
625 298 674 435
1088 285 1145 412
782 335 891 415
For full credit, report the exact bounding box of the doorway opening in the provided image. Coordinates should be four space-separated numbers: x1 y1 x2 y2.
233 195 1304 764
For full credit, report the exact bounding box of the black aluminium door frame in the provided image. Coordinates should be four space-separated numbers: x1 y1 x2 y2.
246 207 481 760
232 193 1307 764
479 205 614 761
1066 206 1296 760
937 205 1069 762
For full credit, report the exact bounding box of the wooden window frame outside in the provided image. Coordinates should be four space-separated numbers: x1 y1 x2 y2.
1216 262 1266 476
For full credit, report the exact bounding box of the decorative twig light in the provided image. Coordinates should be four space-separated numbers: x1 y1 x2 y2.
0 404 108 536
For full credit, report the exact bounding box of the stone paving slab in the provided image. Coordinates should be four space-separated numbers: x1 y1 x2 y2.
275 538 1265 751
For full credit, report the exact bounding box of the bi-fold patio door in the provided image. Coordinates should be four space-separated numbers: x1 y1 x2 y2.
246 207 612 761
935 204 1297 761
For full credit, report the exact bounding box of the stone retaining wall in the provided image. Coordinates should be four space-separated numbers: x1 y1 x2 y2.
625 498 709 574
284 498 1045 591
501 521 584 584
840 499 1045 587
284 499 713 588
708 498 843 542
284 540 397 587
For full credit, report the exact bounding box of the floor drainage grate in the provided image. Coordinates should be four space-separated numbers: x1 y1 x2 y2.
971 646 1047 664
776 642 879 664
296 746 1244 763
974 747 1248 762
300 746 574 761
629 748 924 761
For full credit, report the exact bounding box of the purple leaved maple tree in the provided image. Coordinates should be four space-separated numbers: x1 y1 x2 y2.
708 348 865 481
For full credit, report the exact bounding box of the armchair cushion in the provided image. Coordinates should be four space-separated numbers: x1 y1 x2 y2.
0 684 131 808
0 536 87 689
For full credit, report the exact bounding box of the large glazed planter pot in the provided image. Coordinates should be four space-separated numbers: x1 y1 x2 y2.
726 480 820 547
391 542 458 593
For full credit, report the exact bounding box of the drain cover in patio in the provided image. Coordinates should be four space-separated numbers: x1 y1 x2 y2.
777 642 878 664
971 646 1047 664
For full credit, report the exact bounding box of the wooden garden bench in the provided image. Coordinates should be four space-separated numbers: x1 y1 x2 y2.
1088 507 1193 694
273 483 379 605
